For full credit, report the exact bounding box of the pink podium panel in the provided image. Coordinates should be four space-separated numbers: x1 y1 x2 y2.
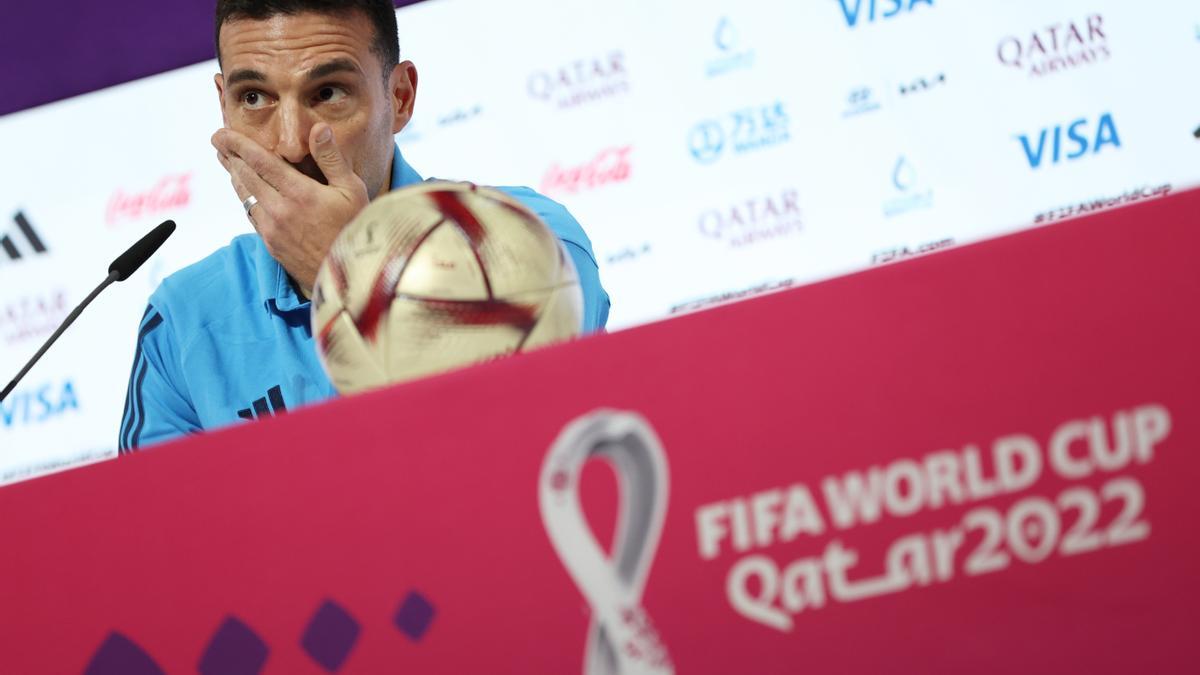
1 190 1197 674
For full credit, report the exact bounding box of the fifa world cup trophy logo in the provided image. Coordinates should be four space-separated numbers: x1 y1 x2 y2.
539 410 674 675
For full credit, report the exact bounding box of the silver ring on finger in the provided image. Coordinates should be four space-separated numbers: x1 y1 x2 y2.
240 193 256 219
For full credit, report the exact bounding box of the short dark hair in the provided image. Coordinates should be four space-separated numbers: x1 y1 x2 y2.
215 0 399 73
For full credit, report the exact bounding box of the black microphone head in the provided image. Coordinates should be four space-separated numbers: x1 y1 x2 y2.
108 219 176 281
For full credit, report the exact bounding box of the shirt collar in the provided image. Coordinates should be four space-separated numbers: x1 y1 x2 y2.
259 144 423 312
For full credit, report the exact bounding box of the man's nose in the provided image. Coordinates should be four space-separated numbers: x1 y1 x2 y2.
273 100 312 165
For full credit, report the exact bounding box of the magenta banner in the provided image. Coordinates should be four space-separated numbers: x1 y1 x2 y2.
0 190 1196 673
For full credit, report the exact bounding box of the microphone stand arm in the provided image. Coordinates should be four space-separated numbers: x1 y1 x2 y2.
0 270 119 403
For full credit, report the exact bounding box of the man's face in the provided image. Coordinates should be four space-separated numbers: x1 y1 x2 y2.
215 11 415 199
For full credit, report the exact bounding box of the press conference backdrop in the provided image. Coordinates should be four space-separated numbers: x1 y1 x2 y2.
1 0 1198 484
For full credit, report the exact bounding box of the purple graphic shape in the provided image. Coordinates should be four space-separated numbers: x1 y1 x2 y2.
83 632 165 675
198 616 269 675
300 599 360 672
0 1 427 116
393 591 436 641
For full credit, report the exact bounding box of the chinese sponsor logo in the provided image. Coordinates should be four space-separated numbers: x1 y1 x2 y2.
837 0 933 28
997 14 1110 77
527 52 629 109
842 87 882 118
871 237 954 264
1 379 79 429
898 72 946 96
1034 184 1172 225
706 17 755 77
689 102 790 164
1 211 48 262
883 156 933 217
540 146 632 195
1 289 68 347
106 172 192 227
1016 112 1120 170
698 189 803 248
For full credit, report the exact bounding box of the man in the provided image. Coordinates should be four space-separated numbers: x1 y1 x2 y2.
118 0 610 452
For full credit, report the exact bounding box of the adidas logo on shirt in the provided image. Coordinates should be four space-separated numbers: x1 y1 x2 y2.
1 212 48 262
237 385 288 420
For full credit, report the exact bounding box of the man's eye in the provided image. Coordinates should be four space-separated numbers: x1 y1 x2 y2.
316 86 348 103
241 91 269 109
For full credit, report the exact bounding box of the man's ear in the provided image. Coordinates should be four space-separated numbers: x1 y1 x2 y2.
389 61 418 135
214 73 229 127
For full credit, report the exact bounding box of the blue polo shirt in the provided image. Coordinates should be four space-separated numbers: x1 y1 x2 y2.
118 147 610 452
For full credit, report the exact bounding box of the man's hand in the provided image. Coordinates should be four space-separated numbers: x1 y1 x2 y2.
212 124 369 296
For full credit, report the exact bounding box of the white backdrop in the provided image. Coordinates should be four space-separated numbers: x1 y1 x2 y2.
1 0 1198 483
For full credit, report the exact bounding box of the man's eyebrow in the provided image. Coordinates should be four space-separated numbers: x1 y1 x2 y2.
225 68 267 86
306 58 361 81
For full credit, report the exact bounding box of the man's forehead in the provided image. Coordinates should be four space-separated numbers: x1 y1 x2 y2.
219 11 377 76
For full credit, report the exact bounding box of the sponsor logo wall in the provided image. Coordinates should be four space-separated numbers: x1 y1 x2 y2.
0 0 1198 483
996 14 1111 78
1 212 49 263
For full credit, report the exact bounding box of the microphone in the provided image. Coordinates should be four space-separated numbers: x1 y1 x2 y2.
0 219 176 403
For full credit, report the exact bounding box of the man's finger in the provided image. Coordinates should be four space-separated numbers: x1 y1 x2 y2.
309 124 359 190
212 128 296 195
218 151 258 213
226 156 275 201
227 156 286 229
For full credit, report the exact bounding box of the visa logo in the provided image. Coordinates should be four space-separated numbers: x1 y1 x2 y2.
1017 112 1121 169
1 380 79 428
838 0 933 28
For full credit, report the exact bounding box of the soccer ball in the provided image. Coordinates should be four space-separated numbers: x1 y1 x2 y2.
311 181 583 394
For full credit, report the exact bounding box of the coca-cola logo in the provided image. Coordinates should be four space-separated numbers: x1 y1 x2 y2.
1 289 68 346
527 52 629 109
997 14 1110 77
106 172 192 227
697 189 803 248
540 146 632 195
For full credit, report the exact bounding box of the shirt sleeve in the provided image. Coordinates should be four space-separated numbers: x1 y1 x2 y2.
493 185 612 332
118 303 201 453
562 240 611 333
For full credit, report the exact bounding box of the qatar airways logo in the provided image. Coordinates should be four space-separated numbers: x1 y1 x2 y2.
997 14 1110 77
1 289 68 347
527 52 629 109
540 146 632 195
106 172 192 227
698 189 802 248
